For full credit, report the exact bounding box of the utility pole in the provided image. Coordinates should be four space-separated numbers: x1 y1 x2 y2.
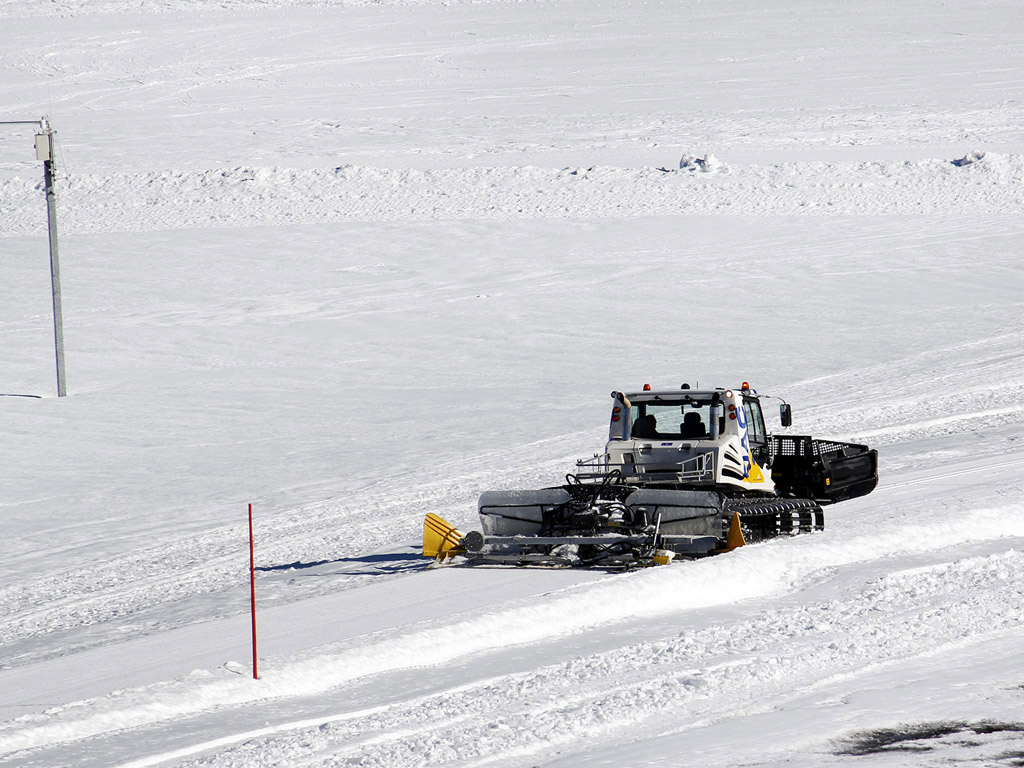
1 117 66 396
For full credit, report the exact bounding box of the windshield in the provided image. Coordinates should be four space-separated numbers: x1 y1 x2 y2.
630 398 721 440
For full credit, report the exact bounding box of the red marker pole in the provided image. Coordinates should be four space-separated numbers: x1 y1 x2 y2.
248 503 259 680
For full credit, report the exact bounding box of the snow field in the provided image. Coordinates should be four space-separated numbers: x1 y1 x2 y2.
3 211 1021 672
2 219 1022 765
3 0 1024 764
3 0 1023 181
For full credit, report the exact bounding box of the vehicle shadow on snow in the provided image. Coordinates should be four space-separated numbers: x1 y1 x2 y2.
833 720 1024 764
256 548 426 576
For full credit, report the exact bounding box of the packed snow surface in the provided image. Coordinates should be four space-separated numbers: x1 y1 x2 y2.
1 0 1023 766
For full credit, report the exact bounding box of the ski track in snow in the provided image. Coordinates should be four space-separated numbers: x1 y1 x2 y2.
4 157 1024 236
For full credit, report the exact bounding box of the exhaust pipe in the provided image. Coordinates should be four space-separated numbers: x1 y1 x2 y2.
709 392 722 440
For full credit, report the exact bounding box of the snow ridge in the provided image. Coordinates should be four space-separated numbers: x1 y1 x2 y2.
3 155 1023 237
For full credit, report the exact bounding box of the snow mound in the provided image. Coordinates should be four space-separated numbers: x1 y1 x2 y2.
952 150 988 167
679 153 727 173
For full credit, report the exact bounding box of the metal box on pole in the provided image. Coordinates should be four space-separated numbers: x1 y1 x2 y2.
35 133 51 162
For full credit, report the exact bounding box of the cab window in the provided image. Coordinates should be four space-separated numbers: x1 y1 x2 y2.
630 399 719 439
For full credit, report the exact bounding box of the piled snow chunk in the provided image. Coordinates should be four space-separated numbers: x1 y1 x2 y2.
952 150 987 167
679 153 727 173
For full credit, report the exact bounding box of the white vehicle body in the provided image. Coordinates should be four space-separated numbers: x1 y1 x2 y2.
593 384 779 495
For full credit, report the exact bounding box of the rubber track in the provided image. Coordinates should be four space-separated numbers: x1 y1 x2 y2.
725 497 824 542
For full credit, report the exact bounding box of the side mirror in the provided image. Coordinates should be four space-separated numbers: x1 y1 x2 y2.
779 403 792 427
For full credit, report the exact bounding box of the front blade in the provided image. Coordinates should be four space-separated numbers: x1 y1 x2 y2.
423 513 464 558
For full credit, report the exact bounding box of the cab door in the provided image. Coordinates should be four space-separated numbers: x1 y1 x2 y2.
743 398 769 467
